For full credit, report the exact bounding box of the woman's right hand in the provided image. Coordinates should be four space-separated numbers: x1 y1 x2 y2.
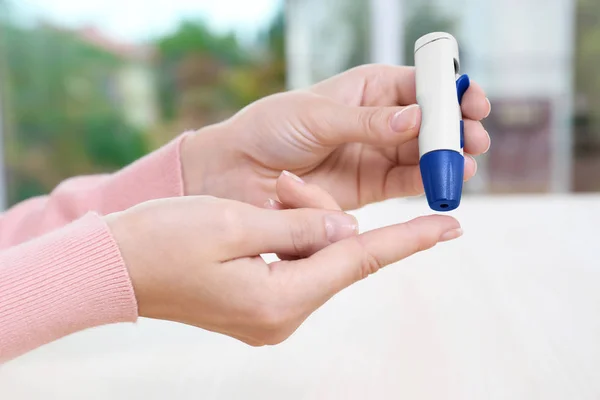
105 172 462 346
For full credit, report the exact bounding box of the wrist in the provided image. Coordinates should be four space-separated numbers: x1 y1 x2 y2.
104 210 155 319
180 122 237 197
181 121 269 204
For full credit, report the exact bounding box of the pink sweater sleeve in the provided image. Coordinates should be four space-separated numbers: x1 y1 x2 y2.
0 135 186 249
0 135 187 362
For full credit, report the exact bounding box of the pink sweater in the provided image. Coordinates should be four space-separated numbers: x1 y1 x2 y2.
0 135 186 363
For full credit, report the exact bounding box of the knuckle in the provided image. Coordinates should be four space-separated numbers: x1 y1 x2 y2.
358 109 374 134
361 251 384 279
220 204 245 244
358 109 383 140
353 236 386 281
349 63 377 77
354 237 384 279
289 216 319 255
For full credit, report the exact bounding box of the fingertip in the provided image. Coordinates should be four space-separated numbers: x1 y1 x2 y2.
325 212 359 243
483 130 491 154
412 214 460 230
390 104 421 133
463 119 490 155
485 98 492 118
281 170 305 184
277 170 343 211
402 214 461 247
464 154 477 180
264 198 285 210
461 81 489 120
439 228 463 242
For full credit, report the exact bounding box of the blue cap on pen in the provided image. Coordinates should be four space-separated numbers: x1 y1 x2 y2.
419 74 470 212
420 149 464 211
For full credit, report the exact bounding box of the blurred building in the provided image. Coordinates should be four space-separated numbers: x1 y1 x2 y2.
285 0 575 194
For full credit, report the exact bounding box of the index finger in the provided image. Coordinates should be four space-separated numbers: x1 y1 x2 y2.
311 64 490 121
310 64 417 107
460 81 491 120
288 215 461 306
229 207 358 259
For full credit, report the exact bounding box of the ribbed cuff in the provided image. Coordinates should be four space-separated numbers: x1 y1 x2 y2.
0 213 137 363
102 133 188 213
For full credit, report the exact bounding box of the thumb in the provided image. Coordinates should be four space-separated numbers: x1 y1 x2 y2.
284 215 461 306
310 101 421 146
269 171 344 261
230 207 359 259
275 170 342 211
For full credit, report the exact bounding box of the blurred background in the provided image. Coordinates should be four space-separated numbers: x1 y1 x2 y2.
3 2 600 398
0 0 598 208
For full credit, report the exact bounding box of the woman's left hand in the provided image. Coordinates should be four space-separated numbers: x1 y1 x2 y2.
181 64 491 210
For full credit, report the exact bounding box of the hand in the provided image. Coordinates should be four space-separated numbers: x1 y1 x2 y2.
106 173 462 346
182 64 491 210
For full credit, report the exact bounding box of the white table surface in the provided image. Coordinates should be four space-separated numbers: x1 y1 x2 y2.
1 194 599 399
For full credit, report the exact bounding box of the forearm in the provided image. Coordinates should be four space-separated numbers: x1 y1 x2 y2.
0 213 137 363
0 134 187 249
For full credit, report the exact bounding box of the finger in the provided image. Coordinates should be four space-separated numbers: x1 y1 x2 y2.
383 156 478 198
462 119 490 155
309 100 421 146
310 65 490 121
310 64 417 106
396 119 490 165
461 81 491 121
464 154 478 179
276 170 342 211
230 207 359 259
284 215 461 305
274 171 344 260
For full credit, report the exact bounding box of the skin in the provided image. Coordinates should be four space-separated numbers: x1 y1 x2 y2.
108 64 489 345
181 64 490 209
107 172 462 346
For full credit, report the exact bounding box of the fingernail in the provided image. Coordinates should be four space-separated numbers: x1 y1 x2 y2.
483 132 491 154
282 170 304 184
324 214 359 242
439 228 463 242
264 198 279 209
391 105 420 132
485 98 491 118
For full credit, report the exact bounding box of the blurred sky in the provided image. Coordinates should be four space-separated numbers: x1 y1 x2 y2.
12 0 282 43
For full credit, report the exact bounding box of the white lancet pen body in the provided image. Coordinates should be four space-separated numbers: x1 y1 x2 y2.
415 32 469 212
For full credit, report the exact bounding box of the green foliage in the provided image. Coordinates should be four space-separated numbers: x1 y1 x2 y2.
263 9 285 60
5 25 124 143
10 174 46 204
155 11 286 123
82 113 149 168
1 3 287 204
155 20 247 120
157 20 245 65
2 21 150 203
